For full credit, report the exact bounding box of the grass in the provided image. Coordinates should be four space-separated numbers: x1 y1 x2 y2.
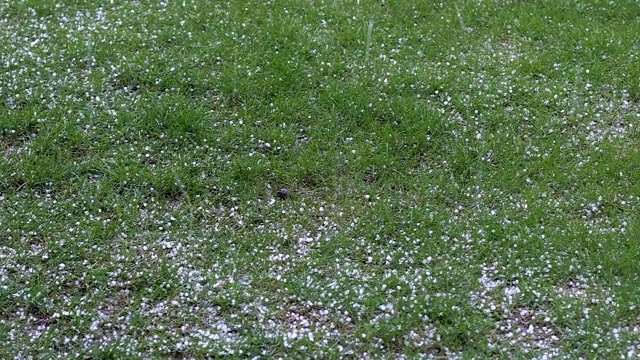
1 0 639 358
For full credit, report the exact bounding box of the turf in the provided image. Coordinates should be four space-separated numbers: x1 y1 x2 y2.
1 0 639 358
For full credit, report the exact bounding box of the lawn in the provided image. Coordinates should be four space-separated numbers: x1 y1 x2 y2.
1 0 640 358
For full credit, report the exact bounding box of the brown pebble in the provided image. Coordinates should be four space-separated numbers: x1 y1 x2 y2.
277 188 291 199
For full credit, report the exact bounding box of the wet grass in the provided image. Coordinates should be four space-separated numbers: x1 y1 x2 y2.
1 0 640 358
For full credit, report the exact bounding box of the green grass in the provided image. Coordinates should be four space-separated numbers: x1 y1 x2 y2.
1 0 639 358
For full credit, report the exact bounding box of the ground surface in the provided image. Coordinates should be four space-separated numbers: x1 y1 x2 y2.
1 0 640 358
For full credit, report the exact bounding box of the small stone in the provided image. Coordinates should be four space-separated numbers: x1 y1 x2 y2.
277 188 291 199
